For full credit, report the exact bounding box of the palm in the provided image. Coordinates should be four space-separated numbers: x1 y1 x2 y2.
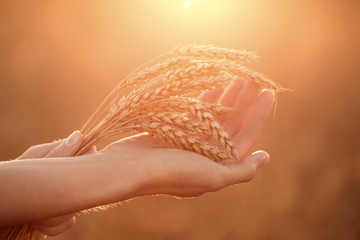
107 78 274 163
103 79 275 197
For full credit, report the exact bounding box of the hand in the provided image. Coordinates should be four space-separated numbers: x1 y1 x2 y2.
0 78 274 238
101 78 275 197
17 131 85 236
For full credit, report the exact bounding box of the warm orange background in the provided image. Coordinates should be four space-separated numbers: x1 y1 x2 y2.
1 0 359 239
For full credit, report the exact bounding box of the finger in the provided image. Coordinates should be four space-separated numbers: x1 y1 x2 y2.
220 151 270 186
216 78 246 123
185 88 224 120
222 80 261 136
31 216 76 236
233 90 275 159
17 141 64 160
32 213 76 227
45 131 83 158
218 78 246 107
85 145 97 154
198 87 224 103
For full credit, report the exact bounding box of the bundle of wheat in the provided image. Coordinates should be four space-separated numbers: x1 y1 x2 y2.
9 44 286 240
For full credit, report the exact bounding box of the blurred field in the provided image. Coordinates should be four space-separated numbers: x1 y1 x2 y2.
1 0 359 239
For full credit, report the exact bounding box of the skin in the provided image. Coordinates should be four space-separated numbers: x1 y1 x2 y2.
0 78 275 238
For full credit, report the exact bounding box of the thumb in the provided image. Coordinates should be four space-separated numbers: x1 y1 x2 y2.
224 150 270 185
245 150 270 170
45 131 83 158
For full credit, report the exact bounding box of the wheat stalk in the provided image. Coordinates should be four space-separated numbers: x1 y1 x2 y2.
9 44 286 240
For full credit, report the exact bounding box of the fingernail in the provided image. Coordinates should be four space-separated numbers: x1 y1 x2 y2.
252 151 269 168
258 155 269 168
65 131 81 148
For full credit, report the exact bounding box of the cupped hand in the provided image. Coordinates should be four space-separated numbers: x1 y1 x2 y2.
102 78 275 198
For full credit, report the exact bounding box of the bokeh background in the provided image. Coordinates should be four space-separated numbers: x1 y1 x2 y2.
1 0 360 239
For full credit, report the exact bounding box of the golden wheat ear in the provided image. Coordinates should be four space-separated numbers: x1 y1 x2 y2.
78 44 287 163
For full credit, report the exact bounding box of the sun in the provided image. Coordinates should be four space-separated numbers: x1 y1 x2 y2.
183 1 191 8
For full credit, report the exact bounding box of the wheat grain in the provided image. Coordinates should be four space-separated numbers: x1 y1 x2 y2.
171 44 259 63
146 98 231 115
140 122 230 161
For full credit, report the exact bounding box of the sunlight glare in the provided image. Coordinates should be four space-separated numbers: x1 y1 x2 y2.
183 1 191 8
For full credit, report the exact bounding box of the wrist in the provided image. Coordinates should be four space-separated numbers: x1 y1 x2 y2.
89 150 153 204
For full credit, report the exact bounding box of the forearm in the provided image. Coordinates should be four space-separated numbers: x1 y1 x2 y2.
0 153 145 227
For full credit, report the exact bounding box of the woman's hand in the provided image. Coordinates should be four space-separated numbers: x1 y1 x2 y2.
101 78 275 197
16 131 84 236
